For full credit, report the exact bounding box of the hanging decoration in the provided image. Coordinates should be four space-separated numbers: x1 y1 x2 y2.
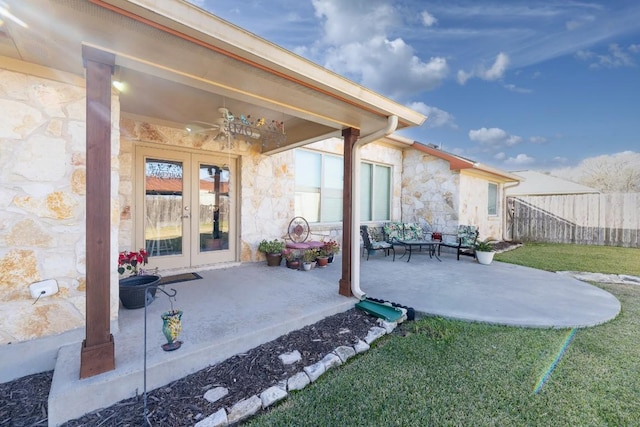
188 107 286 148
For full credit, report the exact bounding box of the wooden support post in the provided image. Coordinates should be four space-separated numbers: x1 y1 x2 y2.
339 127 360 297
80 45 116 379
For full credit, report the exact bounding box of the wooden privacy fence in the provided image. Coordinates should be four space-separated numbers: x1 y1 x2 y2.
509 193 640 247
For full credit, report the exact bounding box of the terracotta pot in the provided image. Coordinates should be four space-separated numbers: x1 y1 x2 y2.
316 256 329 267
286 260 300 270
266 253 283 267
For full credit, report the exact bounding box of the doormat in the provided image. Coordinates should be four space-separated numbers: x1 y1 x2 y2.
159 272 202 286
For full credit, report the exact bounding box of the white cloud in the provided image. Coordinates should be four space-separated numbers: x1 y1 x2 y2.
457 52 510 85
565 15 595 30
505 153 535 165
529 136 547 144
483 52 510 80
553 156 568 163
313 0 449 98
503 83 532 94
421 10 437 27
407 102 457 128
575 43 637 68
468 127 522 147
494 152 506 160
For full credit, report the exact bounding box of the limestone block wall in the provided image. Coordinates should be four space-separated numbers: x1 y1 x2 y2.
459 172 503 240
0 65 120 344
401 149 460 233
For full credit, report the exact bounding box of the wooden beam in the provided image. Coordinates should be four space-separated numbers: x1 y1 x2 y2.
80 45 116 379
339 128 360 297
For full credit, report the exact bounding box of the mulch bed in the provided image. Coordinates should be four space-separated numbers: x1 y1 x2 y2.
1 308 387 427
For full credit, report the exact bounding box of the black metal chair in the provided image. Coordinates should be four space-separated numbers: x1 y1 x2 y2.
360 225 395 261
438 225 479 260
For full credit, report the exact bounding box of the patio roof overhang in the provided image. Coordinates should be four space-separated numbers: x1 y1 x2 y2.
0 0 425 154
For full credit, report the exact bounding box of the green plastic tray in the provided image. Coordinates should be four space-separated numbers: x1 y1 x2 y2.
355 300 403 322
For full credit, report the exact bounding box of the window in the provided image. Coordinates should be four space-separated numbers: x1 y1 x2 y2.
488 182 498 216
294 150 392 223
361 162 391 221
295 150 343 222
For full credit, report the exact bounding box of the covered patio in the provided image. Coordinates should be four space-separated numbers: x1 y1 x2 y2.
47 251 620 424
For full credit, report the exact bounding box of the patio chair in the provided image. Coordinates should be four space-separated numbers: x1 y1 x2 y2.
361 225 395 261
439 225 478 260
284 216 325 252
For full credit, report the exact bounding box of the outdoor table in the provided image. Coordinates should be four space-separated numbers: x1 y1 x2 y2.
397 239 441 262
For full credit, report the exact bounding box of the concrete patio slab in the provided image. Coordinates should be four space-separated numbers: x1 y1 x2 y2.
359 249 621 328
46 249 621 425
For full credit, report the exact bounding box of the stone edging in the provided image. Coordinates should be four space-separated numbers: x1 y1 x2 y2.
557 271 640 286
194 312 407 427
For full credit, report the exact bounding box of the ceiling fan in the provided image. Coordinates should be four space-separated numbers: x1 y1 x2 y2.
185 107 231 140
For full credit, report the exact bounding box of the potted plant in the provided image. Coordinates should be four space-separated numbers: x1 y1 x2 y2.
301 248 318 271
322 240 340 263
258 239 285 266
474 239 496 265
283 249 300 270
118 249 160 309
315 248 330 267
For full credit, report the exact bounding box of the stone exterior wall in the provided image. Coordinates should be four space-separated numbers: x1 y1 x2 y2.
401 149 460 233
459 172 503 240
0 65 120 344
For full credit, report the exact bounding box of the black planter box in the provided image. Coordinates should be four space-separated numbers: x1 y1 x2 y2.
118 275 160 309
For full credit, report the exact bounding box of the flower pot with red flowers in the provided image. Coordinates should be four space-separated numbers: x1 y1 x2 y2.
322 240 340 263
118 249 160 309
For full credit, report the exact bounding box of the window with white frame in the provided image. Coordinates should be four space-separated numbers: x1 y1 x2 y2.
294 150 343 222
488 182 498 216
361 162 391 221
294 150 392 223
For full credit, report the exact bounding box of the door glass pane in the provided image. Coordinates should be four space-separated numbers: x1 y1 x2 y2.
199 164 231 252
144 159 183 257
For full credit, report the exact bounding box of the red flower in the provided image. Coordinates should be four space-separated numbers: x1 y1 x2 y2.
118 249 149 276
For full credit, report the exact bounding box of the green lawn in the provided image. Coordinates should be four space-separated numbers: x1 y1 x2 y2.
495 242 640 276
248 244 640 426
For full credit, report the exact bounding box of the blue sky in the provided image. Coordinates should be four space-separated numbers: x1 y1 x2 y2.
188 0 639 171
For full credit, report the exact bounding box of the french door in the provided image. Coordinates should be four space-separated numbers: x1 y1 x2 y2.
135 146 237 270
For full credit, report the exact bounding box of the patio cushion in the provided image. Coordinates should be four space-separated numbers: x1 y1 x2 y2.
371 241 392 250
383 222 404 242
458 225 478 247
286 242 310 250
403 223 423 240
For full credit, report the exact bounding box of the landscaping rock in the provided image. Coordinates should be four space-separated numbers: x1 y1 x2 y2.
260 386 287 408
333 345 356 362
194 408 227 427
227 395 262 424
278 350 302 365
364 326 387 344
354 339 370 354
303 360 326 382
203 387 229 403
287 372 311 391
